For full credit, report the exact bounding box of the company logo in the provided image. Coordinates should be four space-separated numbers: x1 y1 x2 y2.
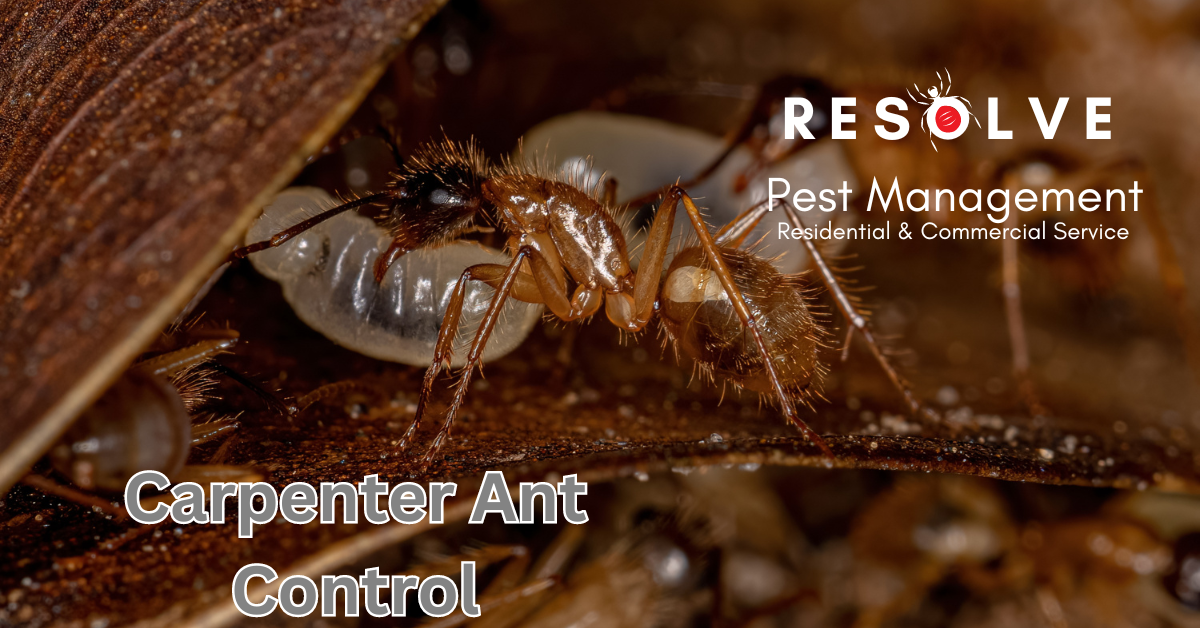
781 71 1113 147
907 70 980 151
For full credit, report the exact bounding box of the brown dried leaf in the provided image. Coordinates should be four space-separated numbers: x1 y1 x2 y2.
0 0 447 494
3 0 1200 625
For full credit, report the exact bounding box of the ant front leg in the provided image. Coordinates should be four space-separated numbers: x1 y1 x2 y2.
648 187 834 458
779 202 925 418
400 248 544 469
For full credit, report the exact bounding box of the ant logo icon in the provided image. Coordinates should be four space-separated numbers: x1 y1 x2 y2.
908 69 980 151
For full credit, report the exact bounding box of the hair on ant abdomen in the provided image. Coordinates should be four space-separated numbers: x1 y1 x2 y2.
659 246 826 401
235 133 925 468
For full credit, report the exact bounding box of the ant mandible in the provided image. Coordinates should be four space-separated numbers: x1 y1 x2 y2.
233 134 922 467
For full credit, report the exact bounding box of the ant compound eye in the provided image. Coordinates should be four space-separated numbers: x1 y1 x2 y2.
429 188 451 205
1165 532 1200 610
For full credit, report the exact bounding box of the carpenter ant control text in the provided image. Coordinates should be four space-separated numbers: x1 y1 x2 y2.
232 562 482 619
123 470 586 618
783 70 1113 145
125 470 587 536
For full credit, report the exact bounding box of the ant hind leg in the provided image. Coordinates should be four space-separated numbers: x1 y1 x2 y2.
779 203 927 419
1000 217 1052 418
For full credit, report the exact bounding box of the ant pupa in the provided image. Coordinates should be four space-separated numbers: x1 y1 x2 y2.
243 186 542 367
24 326 277 510
234 129 924 467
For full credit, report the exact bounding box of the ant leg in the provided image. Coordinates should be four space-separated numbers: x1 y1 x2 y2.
20 474 128 520
206 360 291 415
190 417 239 445
134 335 291 414
423 578 560 628
172 465 262 485
415 248 535 468
295 380 390 413
714 198 772 247
373 239 408 282
780 202 924 417
650 187 834 458
171 262 228 328
422 525 582 628
133 334 239 378
398 253 542 454
1001 214 1051 417
229 192 391 261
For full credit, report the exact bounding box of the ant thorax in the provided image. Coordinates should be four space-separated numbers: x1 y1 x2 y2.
245 187 542 367
518 112 860 274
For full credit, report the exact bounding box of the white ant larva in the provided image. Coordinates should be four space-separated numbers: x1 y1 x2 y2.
518 110 860 274
243 187 543 367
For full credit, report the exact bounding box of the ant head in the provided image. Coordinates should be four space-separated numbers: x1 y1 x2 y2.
1165 532 1200 610
381 140 491 247
393 139 489 209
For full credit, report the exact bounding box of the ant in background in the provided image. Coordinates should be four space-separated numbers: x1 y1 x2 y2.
14 324 281 517
639 74 1197 416
233 126 923 468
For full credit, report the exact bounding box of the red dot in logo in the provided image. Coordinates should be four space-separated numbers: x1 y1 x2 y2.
935 105 961 133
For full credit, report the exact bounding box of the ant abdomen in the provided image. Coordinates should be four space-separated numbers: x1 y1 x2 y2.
50 370 191 492
245 187 542 367
658 246 823 397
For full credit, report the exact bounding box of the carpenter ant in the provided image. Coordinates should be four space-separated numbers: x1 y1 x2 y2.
984 151 1200 412
21 325 278 513
847 475 1196 628
233 132 924 467
633 74 1197 414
